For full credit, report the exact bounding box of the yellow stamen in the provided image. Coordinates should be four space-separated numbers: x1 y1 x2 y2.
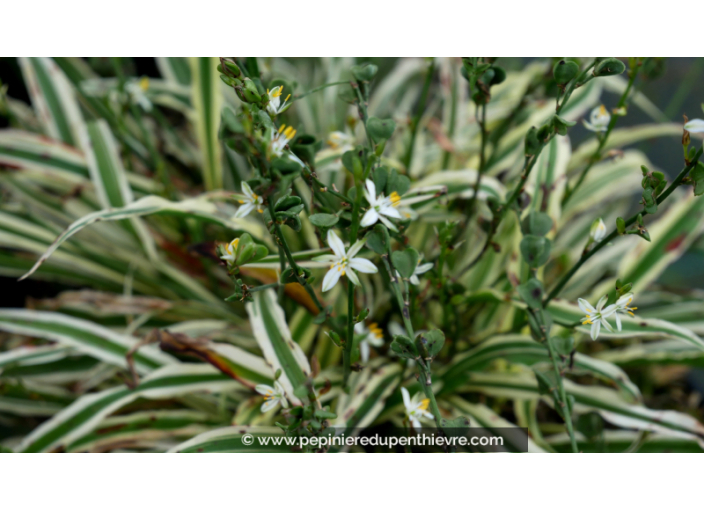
238 199 244 204
419 399 430 411
139 76 149 92
278 124 286 134
627 312 634 316
582 319 593 325
272 86 283 98
586 308 593 313
631 307 637 310
284 93 291 102
598 105 607 115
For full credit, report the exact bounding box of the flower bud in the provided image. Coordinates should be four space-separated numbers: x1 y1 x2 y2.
553 60 579 85
593 58 626 77
590 218 606 242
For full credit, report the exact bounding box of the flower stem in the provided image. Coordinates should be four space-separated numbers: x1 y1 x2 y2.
545 334 579 453
562 63 640 206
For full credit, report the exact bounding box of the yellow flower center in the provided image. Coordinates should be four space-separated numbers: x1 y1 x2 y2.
389 191 401 206
139 76 150 92
418 399 430 411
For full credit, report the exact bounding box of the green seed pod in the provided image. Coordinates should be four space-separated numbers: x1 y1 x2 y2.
241 78 261 103
223 60 241 77
553 60 579 84
219 74 237 87
594 58 626 77
616 217 626 234
351 63 378 82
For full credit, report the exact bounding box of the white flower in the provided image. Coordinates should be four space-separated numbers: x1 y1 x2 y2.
360 179 403 231
401 387 433 431
266 86 291 116
355 322 384 362
578 295 617 340
270 124 296 157
312 230 378 292
583 105 610 133
255 381 288 413
234 181 264 218
612 292 637 331
590 218 607 243
125 77 152 112
326 131 354 152
221 237 240 265
684 118 704 134
410 260 433 285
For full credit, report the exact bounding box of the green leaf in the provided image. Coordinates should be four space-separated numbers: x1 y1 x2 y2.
309 213 339 228
367 117 396 143
520 235 552 268
245 289 311 405
517 279 544 310
418 329 445 359
391 247 419 278
168 426 293 453
390 335 419 360
521 211 553 237
189 57 223 190
0 309 176 374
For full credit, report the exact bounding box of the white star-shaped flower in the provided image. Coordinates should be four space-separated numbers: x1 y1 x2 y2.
255 381 288 413
266 86 292 116
578 295 617 340
355 322 384 362
583 105 610 133
125 77 152 112
612 292 637 331
221 237 240 265
401 387 433 431
360 179 403 231
312 230 378 292
234 181 264 218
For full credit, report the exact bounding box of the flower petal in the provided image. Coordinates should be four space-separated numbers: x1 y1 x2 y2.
241 181 254 200
255 384 274 396
360 340 370 363
684 118 704 133
360 209 379 228
346 268 361 287
364 179 377 203
615 312 622 331
260 398 279 413
415 262 434 275
347 239 366 259
578 298 594 314
312 254 338 262
327 230 346 258
234 202 255 218
596 295 608 311
409 275 420 285
591 320 600 340
379 205 403 219
322 267 342 292
378 214 398 232
401 387 411 410
349 257 378 274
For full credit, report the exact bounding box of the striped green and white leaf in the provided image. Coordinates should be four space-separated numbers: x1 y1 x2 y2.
548 299 704 349
18 363 242 452
0 309 176 374
19 57 85 146
527 135 571 224
0 379 75 417
190 57 223 190
156 57 192 86
446 396 547 453
245 289 311 406
459 371 704 446
595 340 704 367
548 430 704 453
66 410 217 453
18 194 263 281
440 335 641 401
568 123 683 171
168 425 291 453
412 169 506 202
333 358 402 435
